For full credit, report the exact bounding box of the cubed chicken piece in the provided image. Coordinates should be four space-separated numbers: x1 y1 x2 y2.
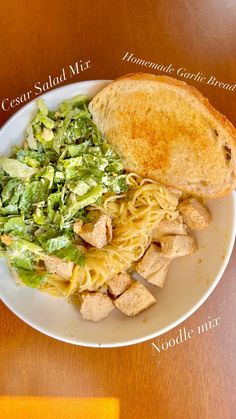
147 265 169 288
152 215 187 242
114 282 156 316
108 272 133 297
179 198 211 230
161 235 197 258
168 187 183 200
136 244 170 287
42 255 74 280
80 292 114 321
98 283 109 294
75 244 87 253
74 214 112 249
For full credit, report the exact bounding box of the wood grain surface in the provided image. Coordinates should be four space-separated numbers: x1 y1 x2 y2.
0 1 236 418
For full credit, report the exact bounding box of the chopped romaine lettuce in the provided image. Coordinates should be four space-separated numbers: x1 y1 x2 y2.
53 243 85 266
33 207 45 225
16 149 49 168
44 235 70 253
11 238 43 255
1 179 23 204
0 204 19 216
0 157 38 179
19 180 49 213
4 216 28 236
0 95 128 280
14 267 47 288
64 185 103 220
11 250 34 270
26 123 38 150
67 179 91 196
37 99 48 116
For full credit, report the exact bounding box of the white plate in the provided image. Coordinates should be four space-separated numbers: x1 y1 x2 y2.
0 80 235 347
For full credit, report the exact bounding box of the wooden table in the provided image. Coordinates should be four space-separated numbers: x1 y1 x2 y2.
0 1 236 418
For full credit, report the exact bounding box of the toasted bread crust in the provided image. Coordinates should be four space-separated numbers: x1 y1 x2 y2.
89 73 236 198
116 73 236 142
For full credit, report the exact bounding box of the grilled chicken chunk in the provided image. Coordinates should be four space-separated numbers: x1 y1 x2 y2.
179 198 211 230
147 267 169 288
74 214 112 249
161 235 197 258
152 215 187 242
75 244 87 253
114 282 156 316
108 272 133 297
168 187 183 200
80 292 114 321
42 255 74 280
136 244 170 287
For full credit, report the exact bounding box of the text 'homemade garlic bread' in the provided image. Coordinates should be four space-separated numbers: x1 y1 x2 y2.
89 73 236 198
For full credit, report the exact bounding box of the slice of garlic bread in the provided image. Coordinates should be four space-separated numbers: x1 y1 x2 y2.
89 73 236 197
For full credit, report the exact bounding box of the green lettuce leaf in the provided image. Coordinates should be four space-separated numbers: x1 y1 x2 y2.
53 243 85 266
0 157 38 179
64 185 103 220
4 216 28 236
44 235 70 253
16 149 49 168
1 179 21 204
0 204 19 216
10 238 43 255
14 267 47 288
37 99 48 116
11 250 34 270
19 180 48 213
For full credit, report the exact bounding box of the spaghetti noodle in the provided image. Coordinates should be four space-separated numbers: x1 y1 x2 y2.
40 174 179 297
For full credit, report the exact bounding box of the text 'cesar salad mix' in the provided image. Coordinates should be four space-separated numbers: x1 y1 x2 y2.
1 60 91 112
